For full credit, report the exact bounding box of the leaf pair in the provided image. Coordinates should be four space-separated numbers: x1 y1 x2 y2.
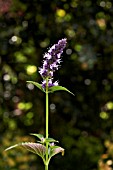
30 133 58 144
5 142 64 164
27 81 74 95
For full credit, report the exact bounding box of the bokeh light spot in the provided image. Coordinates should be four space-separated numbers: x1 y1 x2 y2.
100 111 109 119
26 65 37 75
3 74 10 81
106 102 113 110
66 49 72 55
56 9 66 17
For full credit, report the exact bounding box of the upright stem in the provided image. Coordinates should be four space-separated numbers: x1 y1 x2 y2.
45 79 49 170
46 84 49 139
45 164 48 170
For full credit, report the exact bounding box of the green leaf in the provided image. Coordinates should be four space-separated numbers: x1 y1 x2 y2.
30 133 44 140
49 145 64 158
45 138 59 143
49 85 74 95
26 81 45 92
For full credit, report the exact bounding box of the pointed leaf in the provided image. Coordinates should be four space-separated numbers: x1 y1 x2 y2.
49 86 74 95
5 142 46 159
5 143 21 151
30 133 44 140
26 81 45 92
49 146 64 158
45 138 59 143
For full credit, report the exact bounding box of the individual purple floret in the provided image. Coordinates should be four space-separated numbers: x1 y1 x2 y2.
39 38 67 89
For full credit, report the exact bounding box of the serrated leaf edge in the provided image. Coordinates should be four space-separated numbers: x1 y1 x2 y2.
5 142 46 158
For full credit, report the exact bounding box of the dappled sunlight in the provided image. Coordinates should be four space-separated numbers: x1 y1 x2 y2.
0 0 113 169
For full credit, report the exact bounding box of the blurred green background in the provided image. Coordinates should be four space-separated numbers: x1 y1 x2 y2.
1 0 113 170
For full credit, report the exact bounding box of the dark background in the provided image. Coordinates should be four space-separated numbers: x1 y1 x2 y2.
1 0 113 170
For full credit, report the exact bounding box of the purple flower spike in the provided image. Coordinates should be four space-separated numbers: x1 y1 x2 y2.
39 38 67 89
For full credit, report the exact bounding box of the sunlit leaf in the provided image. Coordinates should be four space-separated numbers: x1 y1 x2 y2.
49 86 74 95
26 81 45 92
22 142 46 158
5 144 20 151
5 142 46 159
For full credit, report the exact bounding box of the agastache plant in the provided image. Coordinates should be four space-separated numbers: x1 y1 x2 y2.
5 38 74 170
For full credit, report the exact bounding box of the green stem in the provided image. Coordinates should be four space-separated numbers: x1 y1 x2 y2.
46 82 49 139
45 163 48 170
45 78 49 170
